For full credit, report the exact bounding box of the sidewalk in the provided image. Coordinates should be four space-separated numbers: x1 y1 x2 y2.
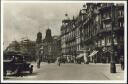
83 63 124 80
89 63 124 80
88 62 123 66
102 64 124 80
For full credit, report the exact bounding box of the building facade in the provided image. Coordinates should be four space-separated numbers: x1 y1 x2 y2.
42 29 61 63
60 3 124 63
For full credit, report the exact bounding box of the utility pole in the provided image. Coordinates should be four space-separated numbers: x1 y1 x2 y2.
110 3 116 73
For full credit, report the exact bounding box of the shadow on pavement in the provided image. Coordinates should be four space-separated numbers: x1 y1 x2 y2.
3 72 38 80
9 72 38 76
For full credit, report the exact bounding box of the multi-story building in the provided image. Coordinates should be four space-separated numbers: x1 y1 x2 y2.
60 3 124 63
42 29 61 63
61 13 79 62
52 35 61 59
95 3 124 63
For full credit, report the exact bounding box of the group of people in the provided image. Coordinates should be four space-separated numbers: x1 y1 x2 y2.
36 55 125 71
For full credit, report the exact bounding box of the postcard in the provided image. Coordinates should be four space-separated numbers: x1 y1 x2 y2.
1 0 127 83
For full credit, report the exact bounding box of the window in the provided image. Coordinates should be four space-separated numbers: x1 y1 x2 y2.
96 16 99 22
103 13 106 19
114 38 117 45
102 39 105 46
79 44 80 50
77 45 79 50
103 12 111 19
119 21 123 27
103 23 105 28
119 22 121 27
106 24 111 28
98 40 100 47
119 10 124 16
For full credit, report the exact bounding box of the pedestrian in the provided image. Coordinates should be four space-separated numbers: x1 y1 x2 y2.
48 60 50 64
120 56 124 70
57 57 61 66
37 59 41 68
94 59 96 64
58 60 61 66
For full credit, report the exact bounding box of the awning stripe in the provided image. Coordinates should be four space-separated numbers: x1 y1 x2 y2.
76 53 84 59
89 51 98 57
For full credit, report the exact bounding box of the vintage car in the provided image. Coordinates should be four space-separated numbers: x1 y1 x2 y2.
3 52 33 76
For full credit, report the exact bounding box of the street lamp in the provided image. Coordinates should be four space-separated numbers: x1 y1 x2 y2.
110 3 116 73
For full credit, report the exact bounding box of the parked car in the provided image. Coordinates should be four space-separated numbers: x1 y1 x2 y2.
3 53 33 76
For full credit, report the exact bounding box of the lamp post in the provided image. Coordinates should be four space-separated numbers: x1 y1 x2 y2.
110 3 116 73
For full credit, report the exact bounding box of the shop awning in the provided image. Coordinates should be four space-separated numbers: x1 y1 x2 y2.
89 51 98 57
63 55 72 57
76 53 84 59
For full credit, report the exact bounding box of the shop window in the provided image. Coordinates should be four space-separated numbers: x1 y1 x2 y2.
96 15 99 22
103 23 105 29
106 24 111 28
119 10 124 16
119 22 123 28
114 38 118 45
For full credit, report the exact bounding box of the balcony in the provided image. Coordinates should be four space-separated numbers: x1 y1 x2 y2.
98 26 123 35
102 17 111 22
98 27 111 34
65 37 76 43
113 26 124 31
118 15 124 20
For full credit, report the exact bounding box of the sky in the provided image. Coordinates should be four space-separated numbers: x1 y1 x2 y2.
3 3 84 49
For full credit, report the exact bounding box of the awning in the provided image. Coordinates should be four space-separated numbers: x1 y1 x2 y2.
63 55 72 57
89 51 98 57
76 53 84 59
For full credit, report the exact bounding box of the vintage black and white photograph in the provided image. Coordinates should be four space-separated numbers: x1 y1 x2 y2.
1 0 127 83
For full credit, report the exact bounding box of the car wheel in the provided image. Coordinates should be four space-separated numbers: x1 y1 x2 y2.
14 67 21 76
